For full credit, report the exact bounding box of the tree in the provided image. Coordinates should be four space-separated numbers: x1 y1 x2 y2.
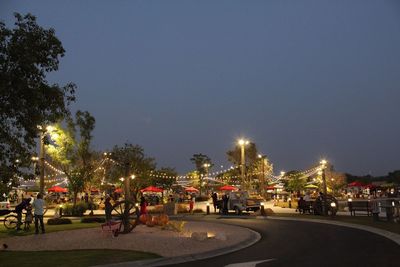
0 13 75 195
190 153 212 195
107 143 156 201
46 111 95 206
151 167 177 191
284 171 307 193
226 142 260 189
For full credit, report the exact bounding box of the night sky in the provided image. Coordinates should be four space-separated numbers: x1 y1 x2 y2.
2 1 400 176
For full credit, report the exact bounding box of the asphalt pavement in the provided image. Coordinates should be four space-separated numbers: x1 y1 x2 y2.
167 216 400 267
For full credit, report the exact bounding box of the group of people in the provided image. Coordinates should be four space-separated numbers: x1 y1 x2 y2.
14 193 45 234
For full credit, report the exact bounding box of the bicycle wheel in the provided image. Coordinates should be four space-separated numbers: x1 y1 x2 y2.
4 215 18 229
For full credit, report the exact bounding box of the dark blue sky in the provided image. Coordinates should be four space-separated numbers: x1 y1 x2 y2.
2 1 400 176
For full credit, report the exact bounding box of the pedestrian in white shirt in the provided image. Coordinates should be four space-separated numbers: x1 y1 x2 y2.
32 193 45 234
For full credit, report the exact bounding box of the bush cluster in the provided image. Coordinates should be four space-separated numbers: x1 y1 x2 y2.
81 217 106 223
47 218 72 225
62 202 88 216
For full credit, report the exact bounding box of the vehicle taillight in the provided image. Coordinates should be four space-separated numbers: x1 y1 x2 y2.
6 203 10 209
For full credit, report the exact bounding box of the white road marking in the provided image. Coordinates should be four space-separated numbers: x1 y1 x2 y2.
224 259 276 267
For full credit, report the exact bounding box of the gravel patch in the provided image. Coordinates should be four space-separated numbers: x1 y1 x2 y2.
0 221 253 257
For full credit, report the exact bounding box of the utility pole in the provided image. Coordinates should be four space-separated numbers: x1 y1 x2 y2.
238 139 249 190
258 154 266 198
38 127 46 195
320 160 328 215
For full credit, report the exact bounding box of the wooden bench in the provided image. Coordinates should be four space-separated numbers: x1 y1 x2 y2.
298 201 314 214
348 201 372 216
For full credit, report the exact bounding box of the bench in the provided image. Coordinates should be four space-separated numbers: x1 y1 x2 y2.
298 201 314 214
348 201 372 216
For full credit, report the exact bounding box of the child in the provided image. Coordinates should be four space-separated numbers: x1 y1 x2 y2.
24 203 33 230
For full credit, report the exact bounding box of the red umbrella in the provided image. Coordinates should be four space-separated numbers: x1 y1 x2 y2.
219 185 238 191
48 186 68 193
114 188 123 193
265 185 276 190
348 181 365 187
140 186 163 193
184 186 199 192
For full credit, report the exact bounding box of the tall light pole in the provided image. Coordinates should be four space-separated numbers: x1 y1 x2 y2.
320 159 328 215
238 139 249 190
37 126 46 195
258 154 266 198
203 163 211 196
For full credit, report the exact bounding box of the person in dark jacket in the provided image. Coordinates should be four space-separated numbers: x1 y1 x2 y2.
15 198 31 230
104 195 112 222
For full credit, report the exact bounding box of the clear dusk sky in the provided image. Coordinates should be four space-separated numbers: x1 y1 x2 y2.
1 1 400 176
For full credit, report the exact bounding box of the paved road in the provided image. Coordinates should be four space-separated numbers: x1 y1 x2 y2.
168 217 400 267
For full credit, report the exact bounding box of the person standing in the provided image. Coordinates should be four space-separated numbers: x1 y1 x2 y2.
140 196 147 215
104 195 112 222
15 198 31 230
211 192 218 213
32 194 45 234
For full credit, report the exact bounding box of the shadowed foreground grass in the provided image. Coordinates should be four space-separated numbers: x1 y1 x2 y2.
0 221 99 238
0 249 160 267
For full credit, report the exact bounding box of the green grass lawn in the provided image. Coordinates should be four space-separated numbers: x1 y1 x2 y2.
0 249 160 267
271 213 400 234
0 220 100 238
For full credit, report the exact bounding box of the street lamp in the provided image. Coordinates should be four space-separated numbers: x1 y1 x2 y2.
238 138 249 190
320 159 328 215
203 163 211 196
258 154 266 197
37 125 56 195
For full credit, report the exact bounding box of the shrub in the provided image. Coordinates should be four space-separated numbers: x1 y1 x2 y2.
81 217 106 223
47 218 72 225
62 202 88 216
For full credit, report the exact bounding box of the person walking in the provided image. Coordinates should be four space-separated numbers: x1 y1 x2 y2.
32 193 45 234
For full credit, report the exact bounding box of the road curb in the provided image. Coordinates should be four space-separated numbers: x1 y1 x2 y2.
93 226 261 267
267 216 400 246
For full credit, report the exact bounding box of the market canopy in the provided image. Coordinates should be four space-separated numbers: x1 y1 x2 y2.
114 188 123 193
48 186 68 193
348 181 365 187
304 184 319 189
140 186 163 193
219 185 238 191
184 186 199 192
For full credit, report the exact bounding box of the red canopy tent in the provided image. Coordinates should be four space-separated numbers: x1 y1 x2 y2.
114 188 123 193
265 185 276 190
140 186 163 193
348 181 365 187
48 186 68 193
219 185 238 191
184 186 199 192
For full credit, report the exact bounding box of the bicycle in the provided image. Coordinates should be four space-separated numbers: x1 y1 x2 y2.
3 210 32 230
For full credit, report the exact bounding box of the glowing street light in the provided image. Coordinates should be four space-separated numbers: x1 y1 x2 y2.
37 124 57 195
319 159 329 215
238 138 249 189
203 163 211 195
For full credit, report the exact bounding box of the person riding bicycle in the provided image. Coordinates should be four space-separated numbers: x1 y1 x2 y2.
15 198 31 230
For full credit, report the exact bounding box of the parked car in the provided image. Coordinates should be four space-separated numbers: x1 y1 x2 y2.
217 191 264 214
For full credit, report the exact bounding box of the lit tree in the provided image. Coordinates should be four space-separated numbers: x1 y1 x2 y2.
46 111 95 206
190 153 212 195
